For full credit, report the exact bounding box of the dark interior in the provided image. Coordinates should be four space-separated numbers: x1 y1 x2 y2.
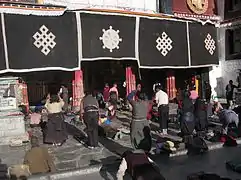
81 60 139 98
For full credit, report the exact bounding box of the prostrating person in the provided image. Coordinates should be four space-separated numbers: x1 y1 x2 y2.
214 103 239 135
116 150 165 180
226 80 238 109
80 91 99 149
127 91 149 149
23 136 56 174
155 85 169 135
108 83 118 118
44 94 68 146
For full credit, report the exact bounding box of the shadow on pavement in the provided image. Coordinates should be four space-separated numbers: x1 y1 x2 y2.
97 157 131 180
99 137 132 156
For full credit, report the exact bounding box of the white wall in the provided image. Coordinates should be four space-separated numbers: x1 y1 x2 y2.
43 0 158 12
209 65 222 95
209 24 241 98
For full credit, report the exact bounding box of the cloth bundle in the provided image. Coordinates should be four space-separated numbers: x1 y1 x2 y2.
8 164 31 179
226 160 241 173
187 172 231 180
156 140 177 154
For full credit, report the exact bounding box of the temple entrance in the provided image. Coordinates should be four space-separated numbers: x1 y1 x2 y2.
81 60 139 98
1 71 73 106
140 69 167 99
140 67 210 99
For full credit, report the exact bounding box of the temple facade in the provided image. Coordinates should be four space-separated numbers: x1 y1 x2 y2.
0 0 220 105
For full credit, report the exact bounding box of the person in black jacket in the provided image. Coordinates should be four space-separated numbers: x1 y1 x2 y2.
80 91 99 149
180 91 195 147
194 98 208 136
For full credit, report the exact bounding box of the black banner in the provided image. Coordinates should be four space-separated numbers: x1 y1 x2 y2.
5 12 79 71
0 18 6 72
189 23 218 66
138 18 189 68
80 13 136 59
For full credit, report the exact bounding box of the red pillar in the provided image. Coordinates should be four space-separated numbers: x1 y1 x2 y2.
72 70 84 111
126 67 131 96
166 71 176 100
126 67 136 97
18 80 29 113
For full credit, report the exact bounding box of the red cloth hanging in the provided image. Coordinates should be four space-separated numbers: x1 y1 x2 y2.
19 81 29 113
73 70 84 109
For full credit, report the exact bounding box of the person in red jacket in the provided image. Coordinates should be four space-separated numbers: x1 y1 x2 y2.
103 83 110 103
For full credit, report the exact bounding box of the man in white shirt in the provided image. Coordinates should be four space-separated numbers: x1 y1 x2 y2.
155 85 169 135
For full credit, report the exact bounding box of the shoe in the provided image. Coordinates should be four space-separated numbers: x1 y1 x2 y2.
162 129 168 135
93 146 101 150
88 146 94 149
159 133 168 137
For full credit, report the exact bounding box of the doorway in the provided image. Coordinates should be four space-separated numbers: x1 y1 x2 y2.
81 60 139 98
1 71 74 105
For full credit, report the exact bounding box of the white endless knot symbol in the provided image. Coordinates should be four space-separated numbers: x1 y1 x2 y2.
33 25 56 56
204 33 216 55
156 32 173 56
99 26 122 52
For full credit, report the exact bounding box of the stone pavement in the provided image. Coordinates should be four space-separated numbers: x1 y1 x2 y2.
0 117 130 173
1 101 241 177
0 125 124 171
63 146 241 180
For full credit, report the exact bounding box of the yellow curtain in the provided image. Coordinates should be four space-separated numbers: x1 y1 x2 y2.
195 79 199 95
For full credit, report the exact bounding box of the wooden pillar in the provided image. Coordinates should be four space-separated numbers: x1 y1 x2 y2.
126 67 131 96
72 70 84 112
171 74 176 99
126 67 136 96
18 80 29 113
166 71 176 100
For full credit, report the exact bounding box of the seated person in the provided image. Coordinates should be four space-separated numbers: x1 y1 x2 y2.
23 136 56 174
213 103 239 135
116 149 165 180
137 126 152 153
30 108 41 128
